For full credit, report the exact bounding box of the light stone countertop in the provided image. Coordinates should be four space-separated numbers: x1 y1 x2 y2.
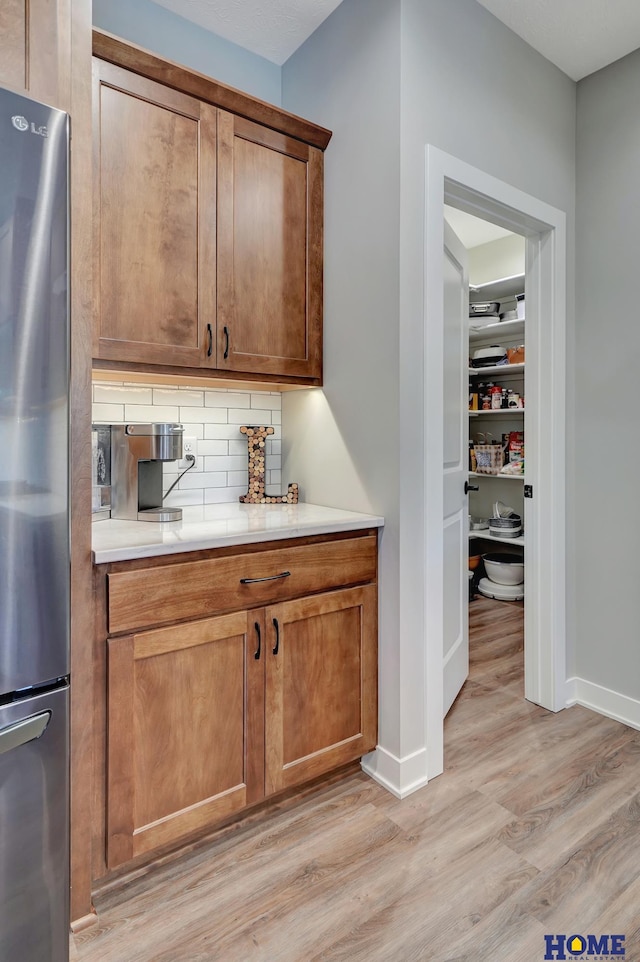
92 501 384 564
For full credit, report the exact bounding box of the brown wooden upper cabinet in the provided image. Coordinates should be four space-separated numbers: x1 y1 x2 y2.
93 61 217 369
92 38 330 384
216 112 323 380
0 0 71 109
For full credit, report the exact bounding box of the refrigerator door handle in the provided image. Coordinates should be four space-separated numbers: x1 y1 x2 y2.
0 711 51 756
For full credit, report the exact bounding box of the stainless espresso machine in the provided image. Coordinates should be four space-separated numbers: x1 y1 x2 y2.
111 423 184 522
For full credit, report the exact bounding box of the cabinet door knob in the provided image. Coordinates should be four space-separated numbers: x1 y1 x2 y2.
464 481 479 494
272 617 280 656
254 621 261 660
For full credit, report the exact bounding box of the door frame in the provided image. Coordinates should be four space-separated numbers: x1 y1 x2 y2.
423 146 567 778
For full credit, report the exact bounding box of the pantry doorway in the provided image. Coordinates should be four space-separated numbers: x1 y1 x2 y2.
421 146 567 779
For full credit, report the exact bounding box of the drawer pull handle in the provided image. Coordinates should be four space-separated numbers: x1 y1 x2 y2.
206 323 213 358
240 571 291 585
223 325 230 360
272 617 280 656
254 621 261 660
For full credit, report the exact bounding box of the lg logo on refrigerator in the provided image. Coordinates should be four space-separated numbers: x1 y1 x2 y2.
11 115 48 137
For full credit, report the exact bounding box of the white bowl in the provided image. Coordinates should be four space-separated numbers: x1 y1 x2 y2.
477 578 524 601
483 554 525 585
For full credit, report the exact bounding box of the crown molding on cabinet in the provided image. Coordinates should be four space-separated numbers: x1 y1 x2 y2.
92 29 332 151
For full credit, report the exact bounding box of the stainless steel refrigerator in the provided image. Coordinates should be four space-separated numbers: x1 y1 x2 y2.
0 89 70 961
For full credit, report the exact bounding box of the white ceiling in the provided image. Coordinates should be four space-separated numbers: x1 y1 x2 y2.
474 0 640 81
152 0 640 80
150 0 345 65
444 207 512 249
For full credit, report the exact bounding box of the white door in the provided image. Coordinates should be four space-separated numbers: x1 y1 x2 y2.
442 221 469 716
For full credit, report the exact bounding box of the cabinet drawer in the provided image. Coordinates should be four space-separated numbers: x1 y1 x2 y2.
107 535 377 634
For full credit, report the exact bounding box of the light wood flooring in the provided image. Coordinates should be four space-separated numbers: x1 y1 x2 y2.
72 597 640 961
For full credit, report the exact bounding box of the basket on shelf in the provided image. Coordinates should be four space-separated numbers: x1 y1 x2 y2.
474 433 504 475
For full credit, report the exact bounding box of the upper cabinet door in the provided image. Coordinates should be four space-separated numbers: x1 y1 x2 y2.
0 0 70 108
217 112 323 381
93 61 216 368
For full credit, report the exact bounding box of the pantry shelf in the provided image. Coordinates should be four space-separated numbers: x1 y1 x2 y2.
468 363 525 376
469 531 525 547
469 318 524 343
468 472 524 482
469 409 524 417
469 273 525 300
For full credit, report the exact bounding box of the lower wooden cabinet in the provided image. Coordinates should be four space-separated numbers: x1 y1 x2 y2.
100 534 378 872
264 587 377 795
106 611 264 868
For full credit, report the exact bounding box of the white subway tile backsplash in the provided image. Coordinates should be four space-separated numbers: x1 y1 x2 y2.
154 388 204 407
228 439 247 457
204 423 244 441
92 381 282 507
204 486 247 504
196 440 228 457
205 391 251 408
92 403 124 423
228 408 258 424
227 470 249 487
93 384 153 405
251 393 281 410
179 422 205 439
198 407 229 424
204 455 247 473
163 488 205 507
179 471 228 490
124 404 179 422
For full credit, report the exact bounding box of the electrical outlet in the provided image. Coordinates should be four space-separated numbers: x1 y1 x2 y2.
178 436 197 469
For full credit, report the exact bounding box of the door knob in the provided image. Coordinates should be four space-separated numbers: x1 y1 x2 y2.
464 481 479 494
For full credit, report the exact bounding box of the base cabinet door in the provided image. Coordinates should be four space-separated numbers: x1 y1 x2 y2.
264 586 377 795
106 611 264 868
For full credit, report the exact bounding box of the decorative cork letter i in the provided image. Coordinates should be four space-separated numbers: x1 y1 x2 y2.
239 426 299 504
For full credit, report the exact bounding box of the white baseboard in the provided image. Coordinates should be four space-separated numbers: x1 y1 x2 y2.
360 745 429 798
566 676 640 732
363 678 640 798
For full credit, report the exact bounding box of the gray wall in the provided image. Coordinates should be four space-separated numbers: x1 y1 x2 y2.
398 0 577 732
468 234 525 287
92 0 281 103
283 0 577 772
282 0 403 757
575 51 640 699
